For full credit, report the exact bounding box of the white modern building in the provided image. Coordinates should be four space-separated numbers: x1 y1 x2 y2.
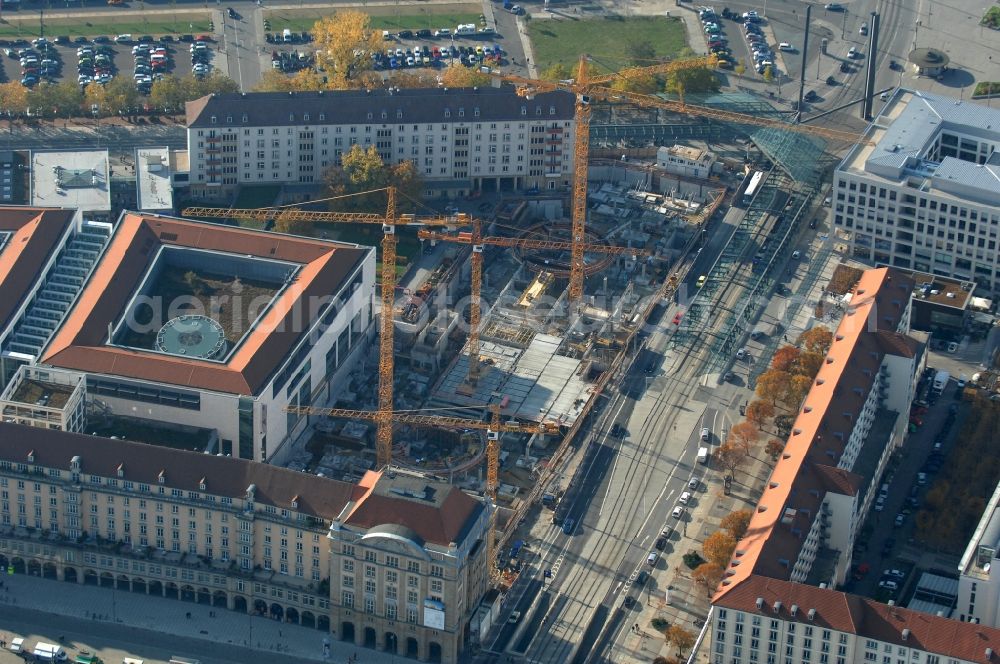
656 144 717 178
184 87 575 199
833 90 1000 296
957 481 1000 627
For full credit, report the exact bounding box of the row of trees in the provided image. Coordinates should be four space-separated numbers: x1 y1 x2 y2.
0 72 238 119
691 509 752 596
913 397 1000 551
539 42 721 95
754 326 833 409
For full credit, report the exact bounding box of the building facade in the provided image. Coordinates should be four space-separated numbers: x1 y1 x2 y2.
833 90 1000 296
23 212 377 463
712 576 1000 664
957 481 1000 627
184 88 575 199
0 423 490 663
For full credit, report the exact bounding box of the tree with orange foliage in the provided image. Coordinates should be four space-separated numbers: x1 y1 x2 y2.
756 370 792 406
771 345 800 372
793 351 825 379
703 530 737 568
765 438 785 461
692 562 725 596
787 374 813 406
745 400 774 427
798 325 833 354
714 442 749 479
720 509 752 539
728 421 760 454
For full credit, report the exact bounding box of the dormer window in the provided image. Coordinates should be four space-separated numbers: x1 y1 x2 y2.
458 108 465 117
367 112 373 120
157 471 165 485
242 114 248 123
117 464 124 478
536 107 542 116
319 113 326 121
474 107 480 117
226 115 232 123
199 479 206 491
291 496 299 509
444 109 451 118
303 113 310 121
289 113 295 122
27 451 34 463
549 106 556 115
210 115 217 124
397 110 403 119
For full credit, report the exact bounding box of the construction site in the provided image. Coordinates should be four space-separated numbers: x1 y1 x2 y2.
182 59 859 590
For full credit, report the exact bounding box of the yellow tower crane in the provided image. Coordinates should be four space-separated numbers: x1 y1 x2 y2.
285 403 561 499
183 188 468 469
418 225 651 385
493 54 870 302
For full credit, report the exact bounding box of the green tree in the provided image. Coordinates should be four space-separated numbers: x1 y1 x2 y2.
323 144 423 213
734 62 746 77
103 76 139 116
666 66 720 94
273 210 316 237
150 74 187 111
540 63 572 81
763 66 774 82
610 68 659 94
83 82 107 117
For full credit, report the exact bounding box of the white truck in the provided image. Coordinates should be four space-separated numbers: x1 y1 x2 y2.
697 447 709 464
932 370 950 395
455 23 477 35
31 642 67 661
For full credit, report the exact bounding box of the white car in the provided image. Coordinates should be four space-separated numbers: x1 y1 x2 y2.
878 580 898 591
434 28 451 37
672 506 684 519
679 491 692 505
688 477 699 490
778 42 794 52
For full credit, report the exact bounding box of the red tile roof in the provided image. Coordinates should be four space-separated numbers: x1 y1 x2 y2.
717 575 1000 663
0 207 76 332
40 213 369 394
716 267 917 597
342 469 484 547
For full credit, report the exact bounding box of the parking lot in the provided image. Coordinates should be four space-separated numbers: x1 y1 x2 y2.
2 33 213 92
262 26 504 76
846 369 966 604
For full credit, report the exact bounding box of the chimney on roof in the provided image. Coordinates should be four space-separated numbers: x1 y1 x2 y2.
807 608 816 621
790 604 798 617
756 597 764 610
773 601 782 614
902 628 910 641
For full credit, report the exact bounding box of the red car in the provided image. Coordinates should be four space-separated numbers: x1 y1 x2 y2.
672 311 684 325
195 34 213 42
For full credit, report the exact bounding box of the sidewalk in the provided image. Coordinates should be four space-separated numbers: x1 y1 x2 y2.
0 572 400 664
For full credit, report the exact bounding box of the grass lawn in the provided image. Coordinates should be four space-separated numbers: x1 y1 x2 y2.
0 12 211 39
528 16 688 73
317 222 419 283
265 6 482 34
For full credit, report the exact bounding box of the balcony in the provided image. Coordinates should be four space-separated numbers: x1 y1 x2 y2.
205 136 222 143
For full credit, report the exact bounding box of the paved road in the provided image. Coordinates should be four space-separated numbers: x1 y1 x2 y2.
219 6 263 91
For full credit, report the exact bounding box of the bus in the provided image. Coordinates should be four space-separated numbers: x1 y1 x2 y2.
742 170 765 206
